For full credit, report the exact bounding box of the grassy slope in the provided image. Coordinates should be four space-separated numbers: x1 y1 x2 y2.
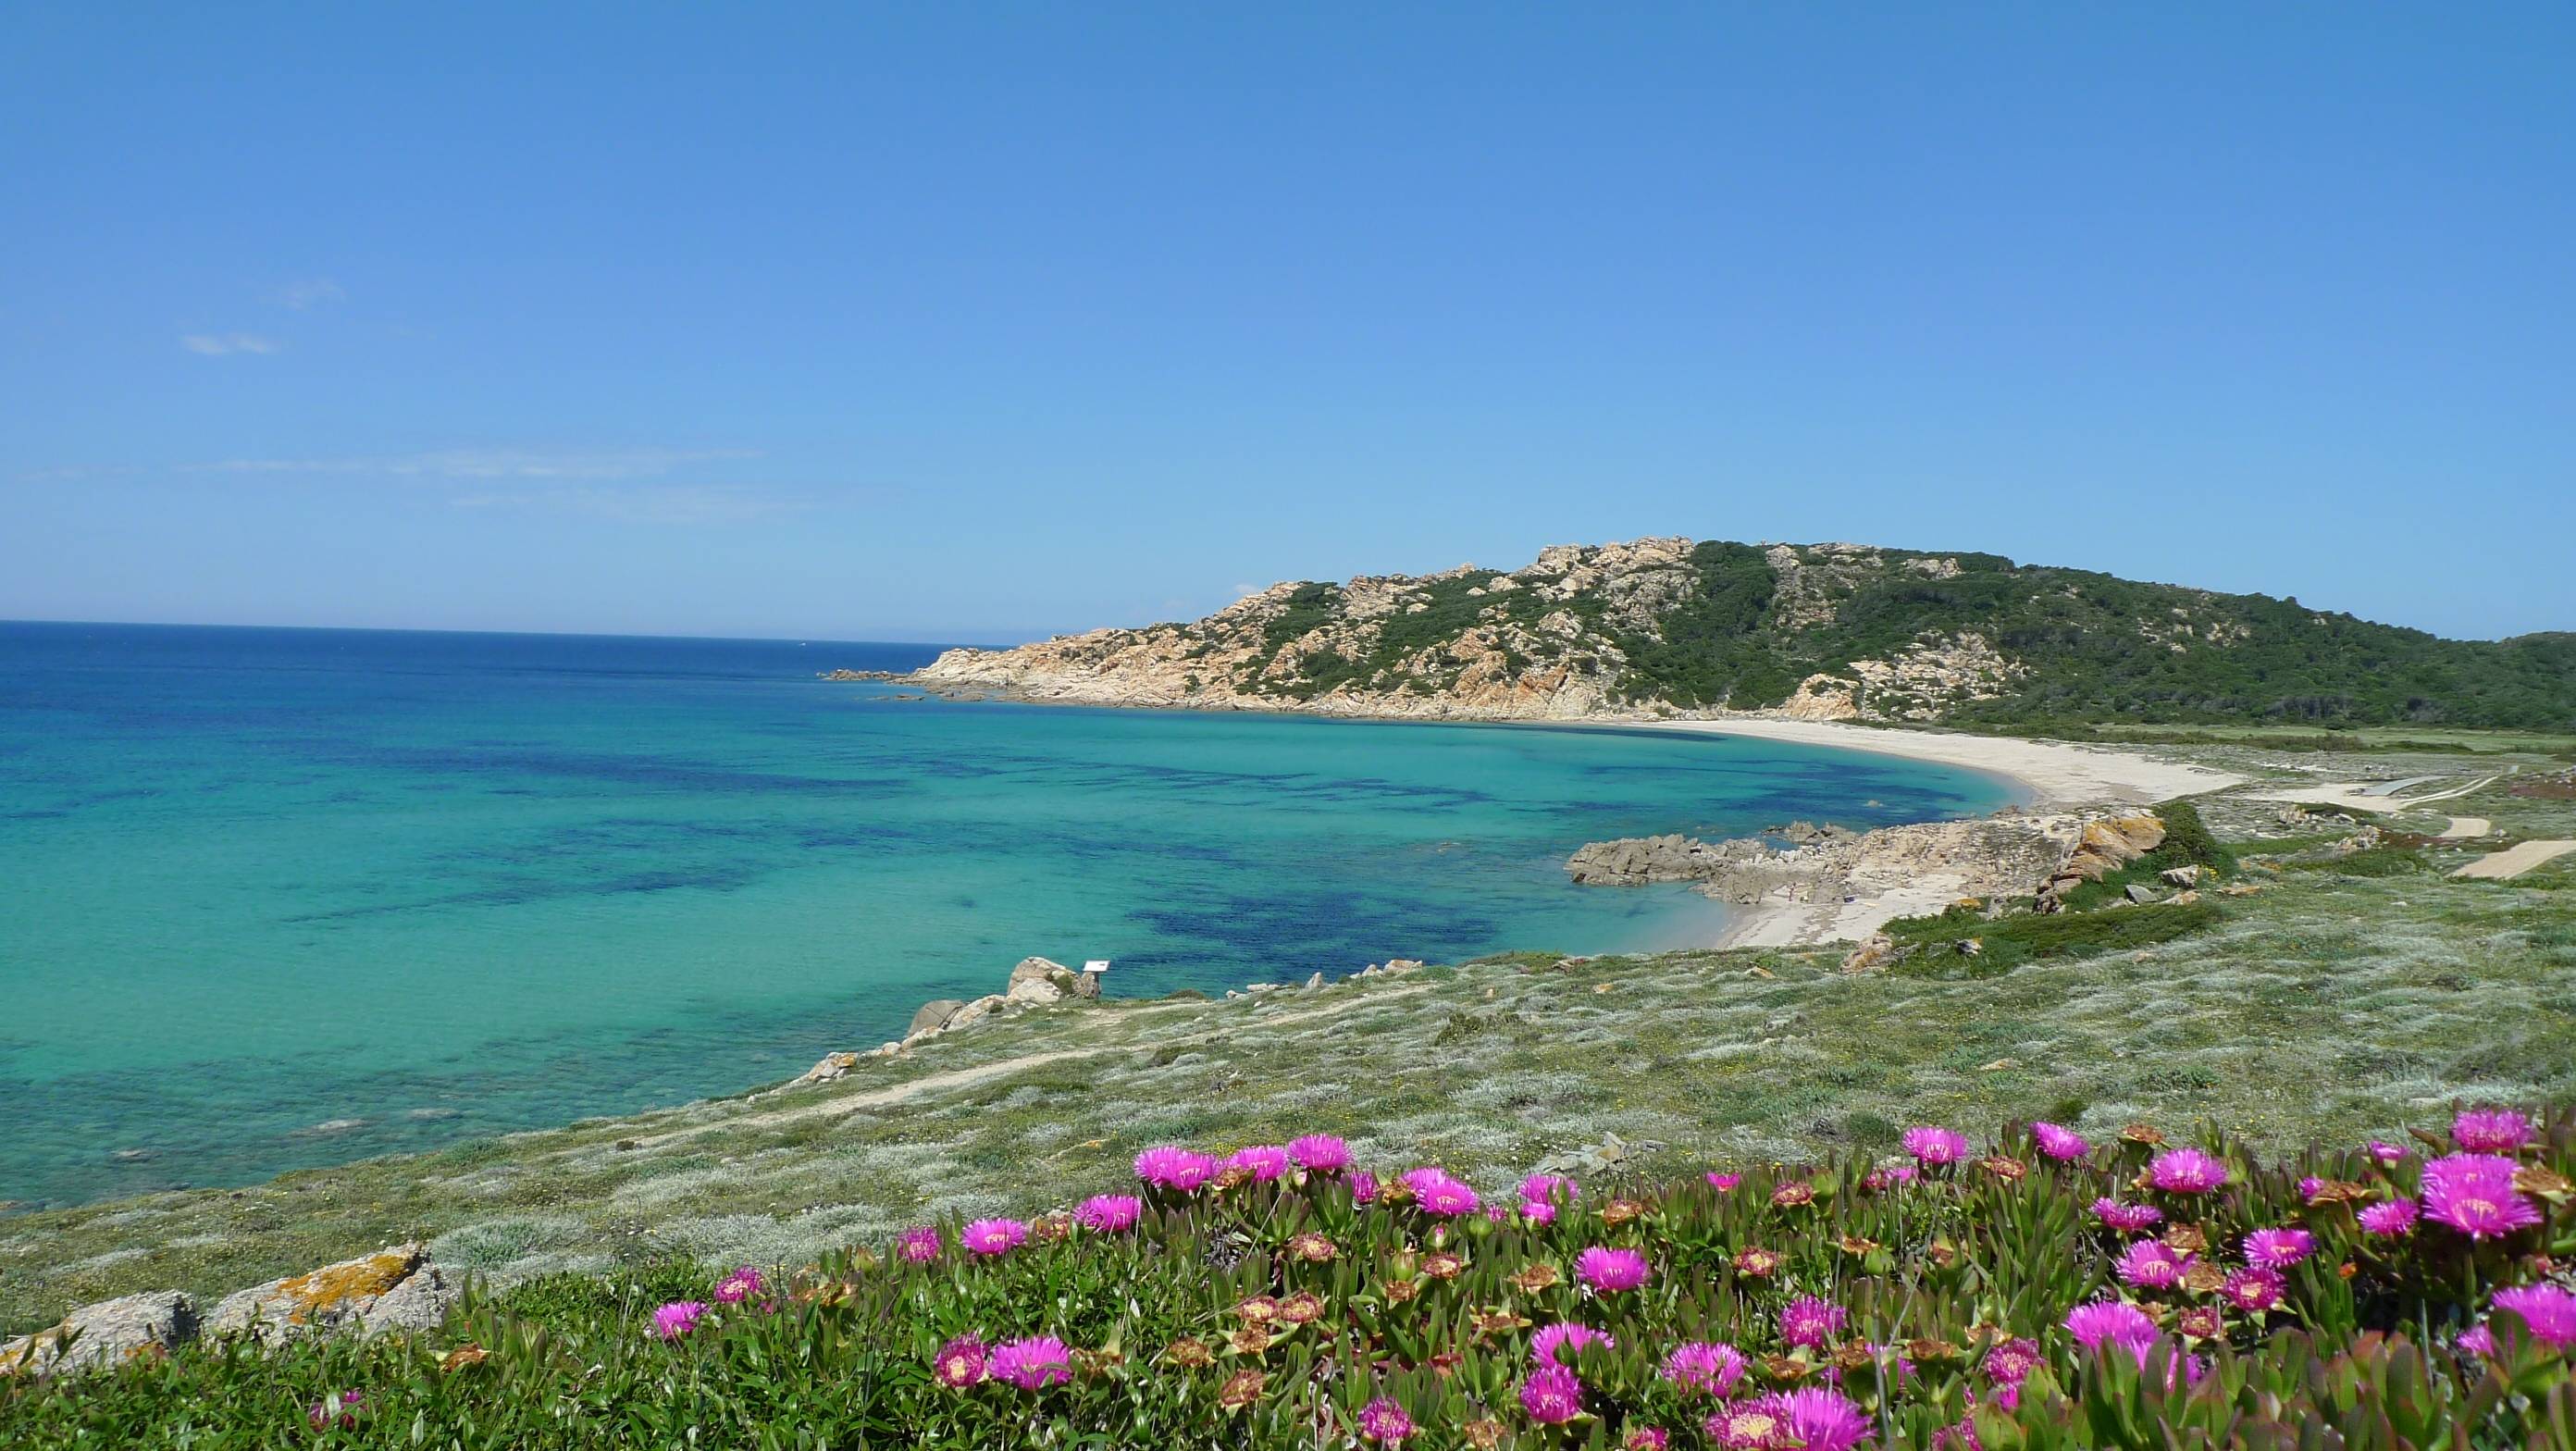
7 740 2573 1337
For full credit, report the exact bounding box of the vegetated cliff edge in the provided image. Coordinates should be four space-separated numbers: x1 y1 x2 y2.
914 538 2576 728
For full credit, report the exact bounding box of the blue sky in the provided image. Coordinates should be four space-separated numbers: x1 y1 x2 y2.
4 6 2569 643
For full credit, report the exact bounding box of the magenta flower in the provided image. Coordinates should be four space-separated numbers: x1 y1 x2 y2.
306 1390 364 1431
961 1218 1029 1257
1707 1401 1787 1448
898 1225 942 1262
1358 1395 1416 1445
2222 1267 2287 1313
2064 1299 2158 1354
1578 1246 1652 1294
2491 1284 2576 1349
2244 1227 2315 1268
1863 1162 1917 1192
1779 1295 1849 1349
2458 1323 2497 1358
1519 1363 1583 1424
2366 1140 2409 1164
2031 1122 2090 1160
1705 1172 1742 1192
1349 1169 1381 1204
1287 1135 1352 1173
1134 1145 1221 1192
1520 1197 1558 1226
2114 1239 2192 1290
1984 1337 2041 1385
2421 1153 2544 1240
2297 1175 2326 1203
1625 1428 1670 1451
1903 1125 1970 1166
989 1335 1073 1391
1404 1167 1481 1217
1762 1388 1874 1451
650 1300 708 1340
2359 1199 2419 1236
1531 1321 1615 1369
1075 1194 1143 1233
1660 1340 1747 1396
933 1333 988 1388
2148 1147 2230 1195
1520 1172 1578 1206
712 1266 764 1305
1229 1145 1290 1181
2451 1109 2533 1154
2091 1197 2164 1233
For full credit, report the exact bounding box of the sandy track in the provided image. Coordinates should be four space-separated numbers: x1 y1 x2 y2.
2437 816 2493 839
2452 841 2576 880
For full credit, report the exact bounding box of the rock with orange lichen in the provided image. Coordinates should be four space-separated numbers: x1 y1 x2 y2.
206 1242 460 1344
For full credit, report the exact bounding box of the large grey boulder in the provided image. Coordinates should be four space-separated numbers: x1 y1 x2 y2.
208 1243 458 1346
0 1290 197 1378
908 998 966 1036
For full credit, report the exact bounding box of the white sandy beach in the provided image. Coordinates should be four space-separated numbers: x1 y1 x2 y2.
1596 717 2248 950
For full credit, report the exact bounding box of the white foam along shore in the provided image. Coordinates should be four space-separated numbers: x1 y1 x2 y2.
1586 717 2248 950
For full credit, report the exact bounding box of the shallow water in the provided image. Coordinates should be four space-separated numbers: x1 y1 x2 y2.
0 622 2012 1206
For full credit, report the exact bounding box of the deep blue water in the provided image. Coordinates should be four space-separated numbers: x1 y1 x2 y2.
0 622 2012 1207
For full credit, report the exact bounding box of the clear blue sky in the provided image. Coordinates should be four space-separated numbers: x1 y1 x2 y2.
5 5 2569 644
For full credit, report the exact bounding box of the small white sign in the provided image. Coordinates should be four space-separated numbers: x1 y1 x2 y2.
1083 959 1111 974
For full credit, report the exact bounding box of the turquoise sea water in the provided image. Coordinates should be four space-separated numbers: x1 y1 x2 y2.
0 623 2013 1208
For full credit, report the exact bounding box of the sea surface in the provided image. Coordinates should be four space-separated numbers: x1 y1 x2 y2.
0 622 2014 1208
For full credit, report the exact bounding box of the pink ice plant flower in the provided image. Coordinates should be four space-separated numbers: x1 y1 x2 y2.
1531 1321 1615 1369
2490 1284 2576 1350
1707 1401 1788 1448
989 1336 1074 1391
2451 1109 2534 1154
1625 1429 1670 1451
1779 1296 1849 1349
961 1218 1029 1257
1228 1144 1290 1181
1705 1172 1742 1192
1075 1194 1143 1233
1403 1167 1481 1217
1287 1135 1352 1173
1519 1197 1558 1226
1760 1388 1875 1451
2359 1199 2420 1236
1520 1173 1578 1206
1903 1125 1970 1166
650 1300 708 1340
898 1225 942 1262
932 1333 987 1388
1349 1169 1381 1204
713 1267 764 1305
1134 1145 1221 1192
1985 1337 2042 1386
2149 1147 2230 1195
2421 1153 2544 1240
1520 1364 1583 1424
1660 1341 1747 1397
2114 1239 2192 1290
1579 1246 1652 1294
2064 1299 2159 1355
2031 1122 2090 1160
1358 1395 1417 1445
2367 1140 2409 1164
2244 1227 2316 1269
2223 1266 2288 1313
2091 1197 2164 1233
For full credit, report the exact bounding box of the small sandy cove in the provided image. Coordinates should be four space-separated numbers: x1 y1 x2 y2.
1595 718 2247 949
1613 716 2244 812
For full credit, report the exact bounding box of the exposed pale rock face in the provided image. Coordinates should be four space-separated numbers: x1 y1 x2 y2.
1006 955 1097 1005
910 538 2040 725
208 1243 459 1346
1 1291 197 1378
796 1050 861 1085
1569 812 2097 924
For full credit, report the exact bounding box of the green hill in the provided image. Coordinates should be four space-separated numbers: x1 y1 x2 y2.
917 538 2576 729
